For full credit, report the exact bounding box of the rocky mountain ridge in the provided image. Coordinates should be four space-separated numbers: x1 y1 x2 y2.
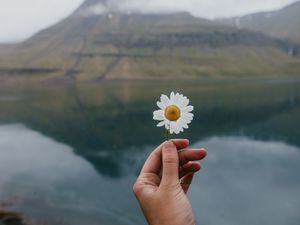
0 0 299 81
218 1 300 43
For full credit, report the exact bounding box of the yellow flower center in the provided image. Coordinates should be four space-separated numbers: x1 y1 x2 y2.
164 105 181 121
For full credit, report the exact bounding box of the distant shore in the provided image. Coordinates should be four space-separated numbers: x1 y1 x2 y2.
0 210 28 225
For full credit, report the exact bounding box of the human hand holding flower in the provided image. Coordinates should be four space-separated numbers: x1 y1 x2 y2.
133 140 207 225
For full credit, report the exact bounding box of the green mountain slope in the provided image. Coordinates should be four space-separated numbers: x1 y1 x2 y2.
218 1 300 43
0 0 300 81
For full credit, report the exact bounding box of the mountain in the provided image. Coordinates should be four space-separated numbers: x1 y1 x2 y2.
218 1 300 43
78 0 108 8
0 0 300 81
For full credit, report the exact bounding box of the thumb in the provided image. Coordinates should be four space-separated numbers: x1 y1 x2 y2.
161 141 179 186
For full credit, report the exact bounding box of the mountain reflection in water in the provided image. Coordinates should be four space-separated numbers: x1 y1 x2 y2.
0 124 142 225
0 78 299 225
0 124 299 225
0 79 299 177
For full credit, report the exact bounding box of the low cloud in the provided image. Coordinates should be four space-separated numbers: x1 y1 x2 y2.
0 0 298 43
80 3 109 16
80 0 298 19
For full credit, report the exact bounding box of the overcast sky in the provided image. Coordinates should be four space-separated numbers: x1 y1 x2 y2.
0 0 298 43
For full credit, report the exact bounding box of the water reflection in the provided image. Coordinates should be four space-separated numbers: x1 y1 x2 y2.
0 79 299 179
192 137 300 225
0 124 299 225
0 78 300 224
0 124 144 225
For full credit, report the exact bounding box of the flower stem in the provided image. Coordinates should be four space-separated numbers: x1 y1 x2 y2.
165 129 171 140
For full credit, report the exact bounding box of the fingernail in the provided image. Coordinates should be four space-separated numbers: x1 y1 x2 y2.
201 149 208 157
186 139 190 145
164 141 175 149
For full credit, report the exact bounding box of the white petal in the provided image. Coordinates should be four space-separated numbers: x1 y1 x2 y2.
180 119 191 125
173 93 180 104
173 121 184 134
177 95 185 106
181 119 192 125
179 120 188 130
165 121 170 130
178 95 184 103
182 112 193 120
182 123 189 129
182 105 194 113
153 110 164 120
174 127 181 134
187 112 194 118
169 122 177 134
180 114 192 121
153 109 163 116
179 97 189 108
171 92 175 98
160 94 170 105
157 121 166 127
157 101 166 109
154 115 164 120
186 120 192 124
170 92 175 103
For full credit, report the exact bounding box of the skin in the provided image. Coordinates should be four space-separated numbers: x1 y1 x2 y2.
133 139 207 225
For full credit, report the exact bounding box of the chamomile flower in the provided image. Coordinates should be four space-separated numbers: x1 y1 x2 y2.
153 92 194 135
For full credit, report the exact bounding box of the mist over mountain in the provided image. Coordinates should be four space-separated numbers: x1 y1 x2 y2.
0 0 299 81
76 0 300 18
0 0 298 43
76 0 198 16
218 1 300 43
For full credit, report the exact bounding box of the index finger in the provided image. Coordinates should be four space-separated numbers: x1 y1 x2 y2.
179 148 207 166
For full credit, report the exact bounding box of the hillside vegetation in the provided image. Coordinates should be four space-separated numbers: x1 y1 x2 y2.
0 0 300 81
218 1 300 43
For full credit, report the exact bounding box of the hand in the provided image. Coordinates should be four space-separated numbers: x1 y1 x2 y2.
133 139 207 225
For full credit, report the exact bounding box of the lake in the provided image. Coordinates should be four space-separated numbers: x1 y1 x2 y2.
0 77 300 225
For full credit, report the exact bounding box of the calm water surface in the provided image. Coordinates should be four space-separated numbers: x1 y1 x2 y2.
0 78 299 225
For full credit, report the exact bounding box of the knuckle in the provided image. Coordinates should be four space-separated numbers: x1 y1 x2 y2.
163 155 178 165
132 182 142 196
